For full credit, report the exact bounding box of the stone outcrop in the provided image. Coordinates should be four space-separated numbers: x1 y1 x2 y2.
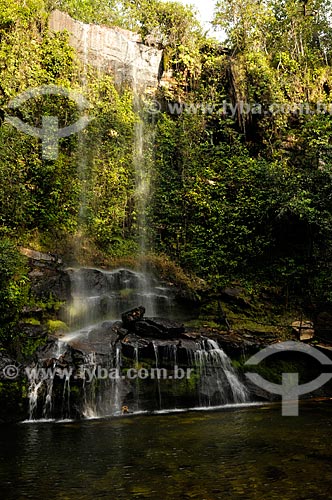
121 306 146 328
49 10 163 89
133 318 185 338
19 247 71 303
292 320 315 341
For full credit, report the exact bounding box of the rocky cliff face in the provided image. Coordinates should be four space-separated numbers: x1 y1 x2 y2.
49 10 163 88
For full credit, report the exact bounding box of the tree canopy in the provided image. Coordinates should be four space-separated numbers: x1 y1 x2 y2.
0 0 332 326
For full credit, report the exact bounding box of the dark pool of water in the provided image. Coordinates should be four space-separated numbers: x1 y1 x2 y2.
1 401 332 500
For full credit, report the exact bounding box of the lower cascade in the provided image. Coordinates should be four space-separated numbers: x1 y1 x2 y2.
27 268 248 420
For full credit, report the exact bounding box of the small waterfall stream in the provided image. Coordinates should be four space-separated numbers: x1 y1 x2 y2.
67 267 174 326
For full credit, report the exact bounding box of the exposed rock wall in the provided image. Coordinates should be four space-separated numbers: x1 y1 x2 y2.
49 10 163 88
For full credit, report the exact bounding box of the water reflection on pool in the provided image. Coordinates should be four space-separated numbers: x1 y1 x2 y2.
0 400 332 499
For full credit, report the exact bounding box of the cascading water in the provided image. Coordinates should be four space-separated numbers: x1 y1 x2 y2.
66 267 175 327
110 330 246 414
193 339 248 406
132 72 155 259
24 54 249 420
26 265 249 420
152 342 162 409
26 339 69 421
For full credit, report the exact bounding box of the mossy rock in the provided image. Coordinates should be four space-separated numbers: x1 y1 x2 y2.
119 288 134 299
47 320 69 334
24 317 41 326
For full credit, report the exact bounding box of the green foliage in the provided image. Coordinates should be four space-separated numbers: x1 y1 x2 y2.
0 4 139 253
0 4 80 236
49 0 122 25
20 335 47 358
148 0 332 301
112 0 201 48
1 0 332 324
82 75 137 251
0 239 29 343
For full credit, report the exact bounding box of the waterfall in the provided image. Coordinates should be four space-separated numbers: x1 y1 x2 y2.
27 268 248 420
133 76 152 257
81 352 98 418
112 343 123 414
18 12 250 422
26 340 69 421
79 343 127 418
65 267 175 327
133 344 140 410
152 342 162 409
61 372 71 419
28 376 44 421
194 339 248 406
147 339 248 411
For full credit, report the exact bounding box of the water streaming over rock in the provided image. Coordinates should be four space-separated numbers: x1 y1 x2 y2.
26 265 248 420
132 67 155 257
24 68 249 420
27 339 69 421
192 339 248 406
66 267 174 326
20 11 249 422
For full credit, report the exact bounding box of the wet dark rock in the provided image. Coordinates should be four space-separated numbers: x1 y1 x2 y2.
121 334 199 364
245 377 280 402
174 287 200 307
99 295 113 316
72 268 111 294
36 339 75 366
175 339 201 364
121 306 146 328
217 335 263 358
121 333 151 358
68 324 120 356
133 317 185 338
87 326 119 346
30 267 71 302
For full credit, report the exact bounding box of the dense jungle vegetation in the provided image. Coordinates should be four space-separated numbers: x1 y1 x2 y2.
0 0 332 343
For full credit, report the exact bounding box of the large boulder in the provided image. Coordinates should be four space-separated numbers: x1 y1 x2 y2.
121 306 146 328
